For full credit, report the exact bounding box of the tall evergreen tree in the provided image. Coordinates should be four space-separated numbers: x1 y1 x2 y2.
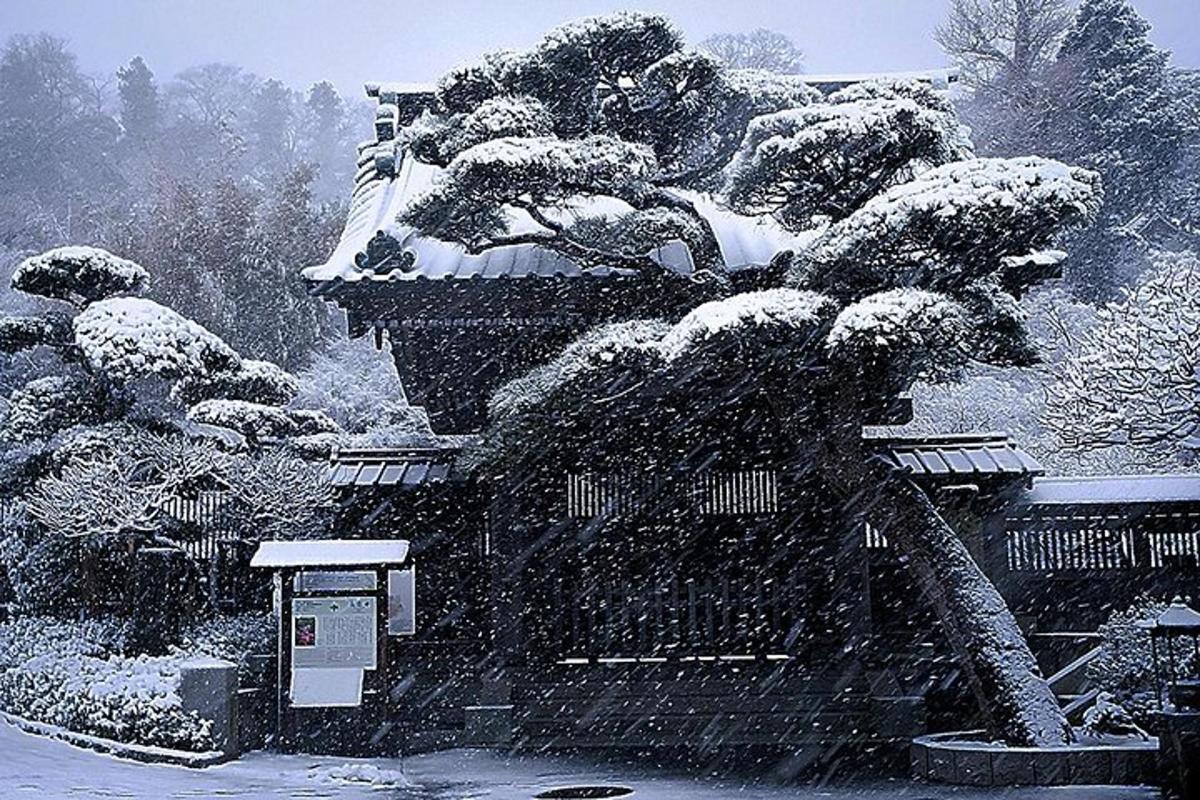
1050 0 1183 299
1056 0 1180 221
116 56 161 145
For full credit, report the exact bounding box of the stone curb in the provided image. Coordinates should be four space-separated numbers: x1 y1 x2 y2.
911 730 1158 786
0 710 233 768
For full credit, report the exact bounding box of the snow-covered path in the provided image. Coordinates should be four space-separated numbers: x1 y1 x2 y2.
0 721 1160 799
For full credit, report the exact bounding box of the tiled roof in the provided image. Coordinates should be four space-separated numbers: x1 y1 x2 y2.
1019 474 1200 506
326 446 462 488
871 432 1043 478
303 86 814 291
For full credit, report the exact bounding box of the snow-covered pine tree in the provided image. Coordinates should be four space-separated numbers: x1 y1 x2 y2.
1051 0 1184 297
418 11 1105 747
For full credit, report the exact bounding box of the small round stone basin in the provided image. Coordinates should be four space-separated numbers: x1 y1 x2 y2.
534 786 634 799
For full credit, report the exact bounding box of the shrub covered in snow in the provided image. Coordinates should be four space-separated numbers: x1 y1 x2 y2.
177 612 273 679
11 246 149 307
171 359 299 407
826 288 967 385
725 98 961 227
74 297 239 384
0 616 214 751
4 375 115 441
187 399 296 442
491 320 671 421
660 288 834 363
1087 599 1195 729
0 313 73 354
292 334 432 437
805 157 1102 299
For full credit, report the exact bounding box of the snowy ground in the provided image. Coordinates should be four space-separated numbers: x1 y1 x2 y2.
0 721 1159 799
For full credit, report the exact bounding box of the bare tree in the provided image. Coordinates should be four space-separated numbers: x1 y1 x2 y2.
936 0 1074 89
698 29 804 74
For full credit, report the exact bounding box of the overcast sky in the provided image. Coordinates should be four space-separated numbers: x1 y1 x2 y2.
2 0 1197 100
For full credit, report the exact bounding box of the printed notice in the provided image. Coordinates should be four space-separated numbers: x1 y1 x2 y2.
291 596 377 669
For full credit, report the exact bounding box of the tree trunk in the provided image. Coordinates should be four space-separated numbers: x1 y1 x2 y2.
849 459 1071 746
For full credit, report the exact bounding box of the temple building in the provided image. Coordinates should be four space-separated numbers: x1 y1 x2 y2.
287 77 1200 755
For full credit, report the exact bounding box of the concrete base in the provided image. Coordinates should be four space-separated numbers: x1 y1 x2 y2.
911 731 1158 787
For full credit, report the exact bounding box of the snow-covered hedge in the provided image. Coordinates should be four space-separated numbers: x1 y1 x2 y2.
74 297 239 383
1087 599 1195 729
187 399 295 441
0 313 73 354
171 359 299 407
3 375 112 441
0 617 213 751
12 246 149 306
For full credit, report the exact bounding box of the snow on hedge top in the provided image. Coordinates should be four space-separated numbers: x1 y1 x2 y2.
660 288 835 362
808 156 1101 295
171 359 299 407
13 246 149 305
826 288 965 373
490 319 671 419
74 297 239 383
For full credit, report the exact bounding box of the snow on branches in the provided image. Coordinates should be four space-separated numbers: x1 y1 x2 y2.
12 246 149 307
171 358 299 407
660 288 835 362
725 96 962 227
0 313 73 354
826 288 967 384
805 156 1102 299
73 297 239 384
187 399 338 444
1044 251 1200 452
403 135 658 254
4 375 114 441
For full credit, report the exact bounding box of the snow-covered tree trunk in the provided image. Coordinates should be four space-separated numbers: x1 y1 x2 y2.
850 458 1071 746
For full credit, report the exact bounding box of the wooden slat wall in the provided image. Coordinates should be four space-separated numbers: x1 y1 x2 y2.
161 491 236 560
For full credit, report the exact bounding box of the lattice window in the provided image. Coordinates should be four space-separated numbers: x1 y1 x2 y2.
1149 529 1200 568
1004 527 1135 571
566 470 779 518
692 470 778 515
566 473 663 517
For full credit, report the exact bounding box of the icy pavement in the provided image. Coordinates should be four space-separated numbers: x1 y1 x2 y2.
0 721 1159 799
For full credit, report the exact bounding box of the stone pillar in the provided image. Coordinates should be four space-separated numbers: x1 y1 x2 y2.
180 657 240 758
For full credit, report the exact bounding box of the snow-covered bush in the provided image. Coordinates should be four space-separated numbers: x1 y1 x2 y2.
171 359 299 407
725 98 961 227
826 288 967 383
12 246 149 307
1045 251 1200 454
1082 692 1149 739
0 313 72 353
4 375 114 441
292 334 431 437
491 320 671 420
660 288 833 362
74 297 239 383
805 157 1102 298
0 616 214 751
178 612 273 680
187 399 296 441
1087 599 1195 728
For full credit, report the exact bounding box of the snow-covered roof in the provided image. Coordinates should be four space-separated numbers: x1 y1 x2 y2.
803 69 959 91
326 446 462 488
871 432 1043 478
303 89 813 291
1021 474 1200 506
250 539 410 568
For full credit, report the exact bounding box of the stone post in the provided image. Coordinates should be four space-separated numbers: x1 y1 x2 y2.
179 657 240 758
